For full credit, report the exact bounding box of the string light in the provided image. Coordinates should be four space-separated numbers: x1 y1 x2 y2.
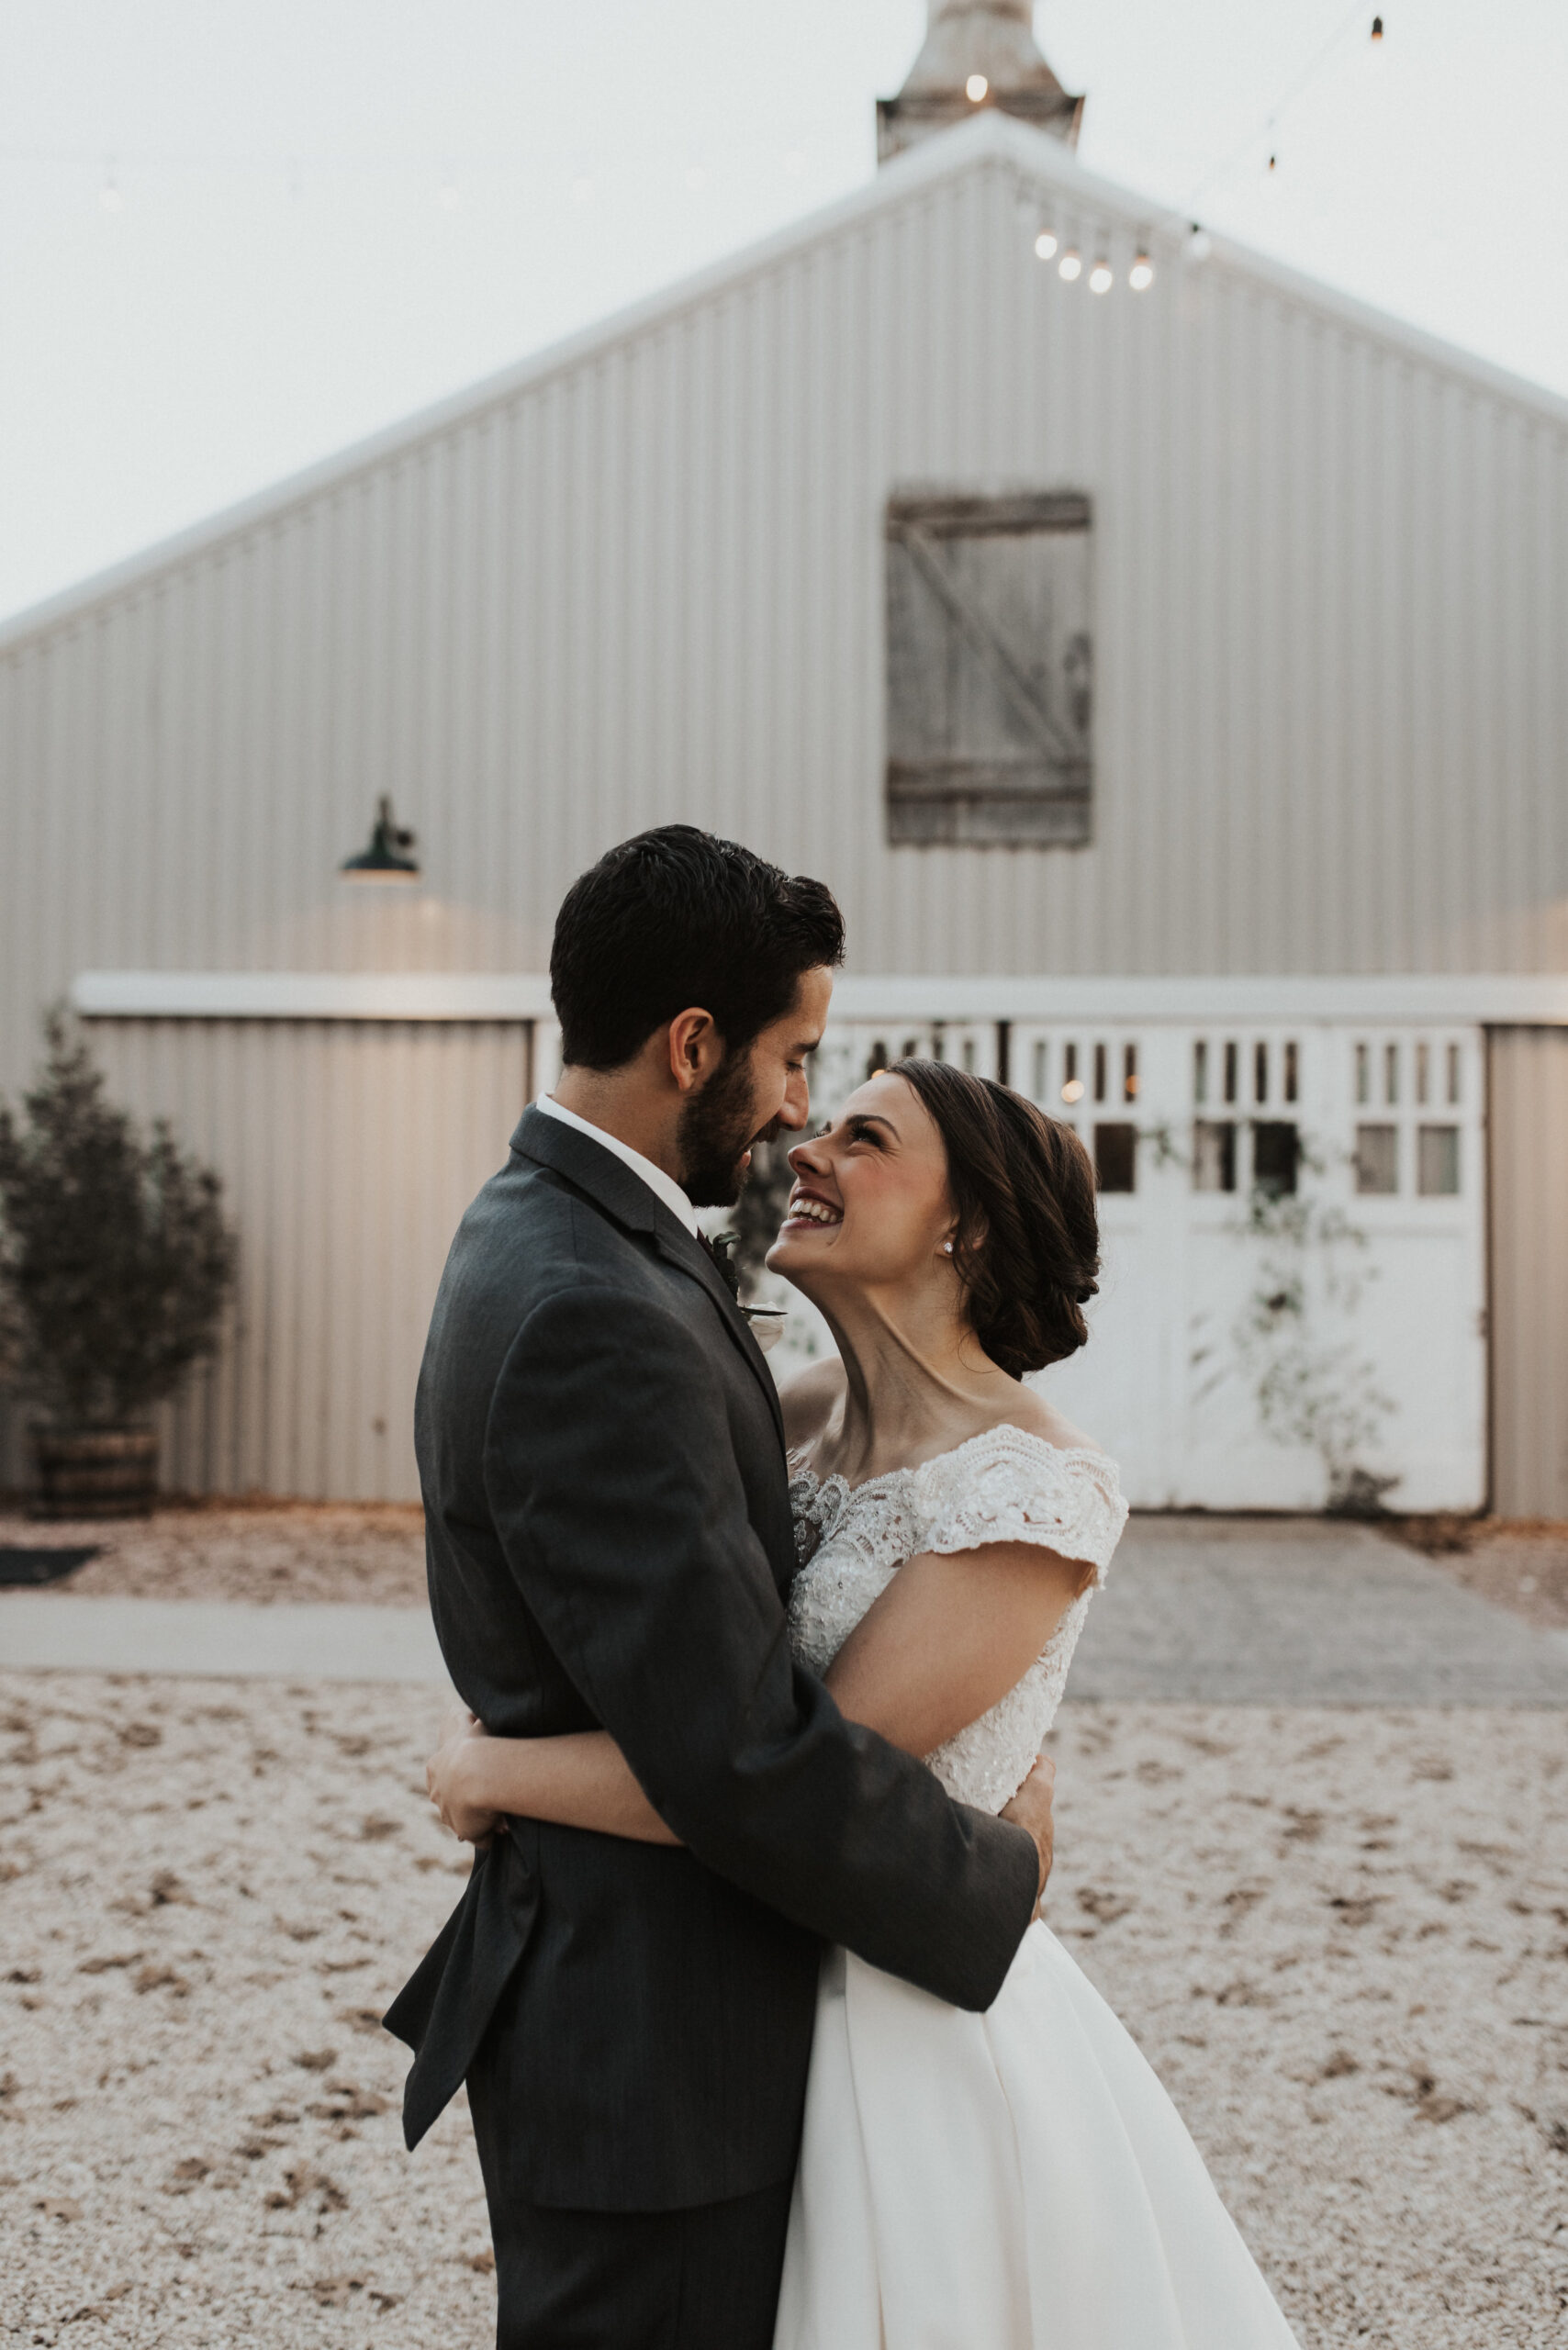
966 74 989 102
1186 223 1212 263
1034 229 1058 261
1089 258 1114 295
1371 15 1384 41
1129 251 1155 291
1058 246 1081 282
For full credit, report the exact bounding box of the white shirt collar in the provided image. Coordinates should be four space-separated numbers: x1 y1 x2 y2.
533 1094 702 1237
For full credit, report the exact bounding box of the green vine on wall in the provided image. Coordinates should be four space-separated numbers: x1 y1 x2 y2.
1231 1154 1396 1515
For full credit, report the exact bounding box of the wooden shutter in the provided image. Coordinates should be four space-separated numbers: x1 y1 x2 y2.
885 491 1092 845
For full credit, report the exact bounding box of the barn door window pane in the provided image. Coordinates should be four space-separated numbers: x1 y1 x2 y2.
1355 1043 1370 1103
885 491 1092 845
1193 1039 1208 1104
1416 1042 1430 1105
1223 1041 1238 1104
1094 1124 1137 1192
1417 1125 1460 1196
1061 1042 1083 1104
1283 1041 1298 1103
1093 1042 1107 1102
1193 1120 1236 1192
1254 1042 1269 1103
1446 1043 1461 1103
1355 1125 1399 1193
1384 1043 1399 1104
1252 1122 1299 1198
1032 1039 1048 1100
1123 1043 1138 1102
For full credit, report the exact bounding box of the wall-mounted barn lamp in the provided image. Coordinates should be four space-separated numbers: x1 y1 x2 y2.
340 796 420 882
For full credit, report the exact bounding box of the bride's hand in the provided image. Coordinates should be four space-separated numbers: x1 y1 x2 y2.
1001 1753 1057 1918
426 1707 506 1846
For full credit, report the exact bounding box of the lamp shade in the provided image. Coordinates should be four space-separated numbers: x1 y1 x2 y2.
340 795 420 881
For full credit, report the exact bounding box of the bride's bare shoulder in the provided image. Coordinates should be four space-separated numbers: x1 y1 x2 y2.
994 1382 1102 1459
779 1354 846 1452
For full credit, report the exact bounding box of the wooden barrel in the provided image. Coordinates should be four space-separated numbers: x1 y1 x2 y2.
31 1427 160 1519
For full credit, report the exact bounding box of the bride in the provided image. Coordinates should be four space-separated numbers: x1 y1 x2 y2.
427 1058 1302 2348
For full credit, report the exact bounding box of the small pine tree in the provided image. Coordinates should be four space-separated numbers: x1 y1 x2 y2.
0 1012 235 1427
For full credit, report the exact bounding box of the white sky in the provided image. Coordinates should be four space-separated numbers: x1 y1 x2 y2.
3 0 1565 622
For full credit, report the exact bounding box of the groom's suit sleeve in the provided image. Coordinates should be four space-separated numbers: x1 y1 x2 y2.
484 1282 1040 2014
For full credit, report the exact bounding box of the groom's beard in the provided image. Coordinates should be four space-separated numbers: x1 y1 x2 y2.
678 1047 776 1209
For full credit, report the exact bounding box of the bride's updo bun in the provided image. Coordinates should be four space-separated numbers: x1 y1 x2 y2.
891 1058 1101 1378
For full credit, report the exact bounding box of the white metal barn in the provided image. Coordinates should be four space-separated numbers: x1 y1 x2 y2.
3 8 1567 1514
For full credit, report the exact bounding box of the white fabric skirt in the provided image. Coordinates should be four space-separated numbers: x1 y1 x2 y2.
773 1922 1301 2350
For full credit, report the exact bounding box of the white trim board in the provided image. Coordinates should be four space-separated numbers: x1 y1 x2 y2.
73 969 1568 1025
72 970 554 1022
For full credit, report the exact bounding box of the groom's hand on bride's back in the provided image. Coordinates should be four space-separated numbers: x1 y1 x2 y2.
1001 1755 1056 1916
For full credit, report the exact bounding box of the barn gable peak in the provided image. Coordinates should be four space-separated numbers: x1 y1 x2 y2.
879 1 1083 162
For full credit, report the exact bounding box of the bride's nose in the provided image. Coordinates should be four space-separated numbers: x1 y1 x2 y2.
787 1130 829 1179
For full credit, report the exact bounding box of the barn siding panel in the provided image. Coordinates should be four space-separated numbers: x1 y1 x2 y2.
1488 1027 1568 1517
0 1022 530 1501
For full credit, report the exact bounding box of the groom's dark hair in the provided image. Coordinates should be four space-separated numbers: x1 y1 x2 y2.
551 824 846 1070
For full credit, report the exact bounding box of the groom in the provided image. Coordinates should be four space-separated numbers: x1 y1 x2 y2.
386 825 1053 2348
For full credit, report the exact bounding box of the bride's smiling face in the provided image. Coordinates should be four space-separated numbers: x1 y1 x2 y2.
767 1070 957 1294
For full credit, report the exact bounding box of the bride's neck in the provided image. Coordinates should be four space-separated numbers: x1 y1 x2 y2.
814 1285 1012 1480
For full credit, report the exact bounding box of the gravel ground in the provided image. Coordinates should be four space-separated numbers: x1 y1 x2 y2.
2 1677 1563 2347
0 1508 427 1609
8 1504 1566 1634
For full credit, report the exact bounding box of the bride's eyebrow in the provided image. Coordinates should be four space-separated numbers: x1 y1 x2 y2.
846 1113 898 1144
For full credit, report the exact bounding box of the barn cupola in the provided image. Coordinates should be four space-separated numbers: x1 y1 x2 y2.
877 1 1084 163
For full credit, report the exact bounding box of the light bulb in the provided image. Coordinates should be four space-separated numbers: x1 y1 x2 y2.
966 73 989 102
1371 14 1384 40
1089 259 1114 294
1034 229 1058 261
1129 252 1155 291
1187 224 1212 263
1061 1078 1085 1104
1058 247 1081 282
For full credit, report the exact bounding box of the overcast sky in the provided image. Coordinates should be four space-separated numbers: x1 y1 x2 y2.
3 0 1564 622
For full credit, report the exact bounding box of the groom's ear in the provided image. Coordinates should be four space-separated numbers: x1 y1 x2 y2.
666 1007 725 1093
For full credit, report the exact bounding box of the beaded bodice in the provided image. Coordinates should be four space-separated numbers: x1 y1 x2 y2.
788 1425 1127 1814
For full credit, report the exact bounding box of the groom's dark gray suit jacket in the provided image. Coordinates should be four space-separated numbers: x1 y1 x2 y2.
386 1106 1037 2212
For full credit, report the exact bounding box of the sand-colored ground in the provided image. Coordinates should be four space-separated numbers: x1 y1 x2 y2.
0 1506 428 1609
3 1677 1563 2347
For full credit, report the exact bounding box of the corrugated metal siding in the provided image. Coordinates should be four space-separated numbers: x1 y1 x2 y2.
4 148 1568 1094
0 1022 530 1501
1488 1026 1568 1516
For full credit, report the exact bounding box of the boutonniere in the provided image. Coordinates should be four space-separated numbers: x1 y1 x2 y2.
705 1229 788 1351
707 1230 743 1301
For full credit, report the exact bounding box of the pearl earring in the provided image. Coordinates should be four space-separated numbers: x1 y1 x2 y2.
943 1241 954 1255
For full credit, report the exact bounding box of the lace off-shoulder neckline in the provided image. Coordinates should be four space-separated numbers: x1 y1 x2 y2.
787 1419 1117 1503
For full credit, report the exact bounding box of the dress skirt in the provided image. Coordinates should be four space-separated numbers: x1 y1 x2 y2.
773 1922 1301 2350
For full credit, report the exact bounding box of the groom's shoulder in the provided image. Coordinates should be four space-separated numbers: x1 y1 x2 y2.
455 1148 648 1282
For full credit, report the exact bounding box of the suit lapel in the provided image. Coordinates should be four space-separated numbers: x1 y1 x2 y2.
510 1109 787 1450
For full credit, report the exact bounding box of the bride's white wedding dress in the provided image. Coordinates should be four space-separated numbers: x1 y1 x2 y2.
774 1425 1301 2350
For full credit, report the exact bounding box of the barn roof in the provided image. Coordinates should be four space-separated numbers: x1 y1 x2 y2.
5 105 1566 654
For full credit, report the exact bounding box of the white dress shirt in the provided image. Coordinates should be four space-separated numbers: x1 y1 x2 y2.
534 1093 702 1237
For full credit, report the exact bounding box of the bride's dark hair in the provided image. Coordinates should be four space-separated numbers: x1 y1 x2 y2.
890 1059 1101 1378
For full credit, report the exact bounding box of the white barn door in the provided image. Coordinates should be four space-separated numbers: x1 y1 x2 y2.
802 1018 1486 1513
